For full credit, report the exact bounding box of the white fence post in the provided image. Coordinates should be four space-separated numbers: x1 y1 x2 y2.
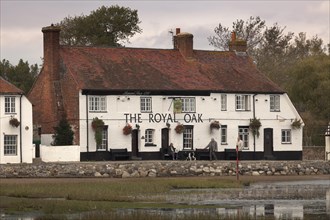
325 122 330 161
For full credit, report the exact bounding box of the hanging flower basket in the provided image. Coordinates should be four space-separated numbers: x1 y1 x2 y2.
91 117 105 147
175 123 184 134
210 121 220 130
291 118 302 130
123 124 132 135
249 118 261 137
9 117 20 127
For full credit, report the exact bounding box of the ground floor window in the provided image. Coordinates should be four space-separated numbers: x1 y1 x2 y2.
221 125 227 144
183 125 193 149
4 135 17 155
238 126 249 149
281 129 291 144
97 126 108 150
145 129 155 145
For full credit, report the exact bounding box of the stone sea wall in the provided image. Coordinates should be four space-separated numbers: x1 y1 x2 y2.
0 160 329 178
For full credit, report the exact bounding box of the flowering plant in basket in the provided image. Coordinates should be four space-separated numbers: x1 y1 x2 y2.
123 124 132 135
9 117 20 127
175 123 184 134
210 121 220 130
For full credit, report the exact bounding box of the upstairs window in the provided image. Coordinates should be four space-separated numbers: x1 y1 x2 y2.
5 96 16 113
270 95 280 112
140 97 152 112
89 96 106 112
235 95 251 111
221 94 227 111
182 97 195 112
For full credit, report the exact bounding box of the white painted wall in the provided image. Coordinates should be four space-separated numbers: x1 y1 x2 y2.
41 134 54 145
79 91 303 154
0 95 33 164
40 145 80 162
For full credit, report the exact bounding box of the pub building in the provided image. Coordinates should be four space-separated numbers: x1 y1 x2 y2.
28 26 304 161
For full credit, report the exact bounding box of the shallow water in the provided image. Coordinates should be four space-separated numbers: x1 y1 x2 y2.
2 179 330 219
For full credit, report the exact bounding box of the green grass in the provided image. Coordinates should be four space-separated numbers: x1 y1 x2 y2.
0 177 244 215
0 177 243 202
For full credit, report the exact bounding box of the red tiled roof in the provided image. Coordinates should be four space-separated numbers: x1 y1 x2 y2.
59 47 284 93
0 76 23 94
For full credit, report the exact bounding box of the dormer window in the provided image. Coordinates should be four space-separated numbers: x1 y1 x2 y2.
89 96 107 112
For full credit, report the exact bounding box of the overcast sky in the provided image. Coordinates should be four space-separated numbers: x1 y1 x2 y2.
1 0 329 66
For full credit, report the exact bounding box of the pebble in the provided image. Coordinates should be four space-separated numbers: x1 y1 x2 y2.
0 161 329 178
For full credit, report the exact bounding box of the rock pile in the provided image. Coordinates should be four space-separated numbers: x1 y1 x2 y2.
0 160 329 178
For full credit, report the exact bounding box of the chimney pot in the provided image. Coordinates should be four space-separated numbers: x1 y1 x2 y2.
231 32 236 42
229 32 247 52
176 28 180 35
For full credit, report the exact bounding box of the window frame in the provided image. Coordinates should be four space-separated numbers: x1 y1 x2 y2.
220 125 227 144
145 129 155 146
140 97 152 113
4 135 17 155
181 97 196 113
5 96 16 114
97 126 108 151
235 95 251 111
270 95 280 112
89 96 107 112
183 125 194 149
281 129 292 144
238 126 249 150
221 94 227 111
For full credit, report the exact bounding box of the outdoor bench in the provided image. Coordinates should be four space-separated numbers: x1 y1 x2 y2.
110 148 130 161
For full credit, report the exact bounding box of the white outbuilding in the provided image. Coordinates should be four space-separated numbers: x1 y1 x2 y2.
0 77 33 164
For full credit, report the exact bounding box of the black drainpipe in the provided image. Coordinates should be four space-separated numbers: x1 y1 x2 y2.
19 94 23 163
86 94 89 153
253 94 257 160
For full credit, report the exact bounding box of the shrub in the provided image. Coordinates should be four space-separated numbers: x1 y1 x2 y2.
52 117 74 145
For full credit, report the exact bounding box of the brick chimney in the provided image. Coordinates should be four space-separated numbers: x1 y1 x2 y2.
173 28 194 60
42 24 61 81
229 32 247 52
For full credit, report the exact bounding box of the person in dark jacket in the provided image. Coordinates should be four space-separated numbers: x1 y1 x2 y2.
205 138 218 160
168 143 177 160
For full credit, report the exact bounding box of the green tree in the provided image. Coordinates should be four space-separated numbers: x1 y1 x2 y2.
0 59 38 94
52 117 74 146
208 17 329 146
287 54 329 145
57 5 142 46
208 16 266 52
